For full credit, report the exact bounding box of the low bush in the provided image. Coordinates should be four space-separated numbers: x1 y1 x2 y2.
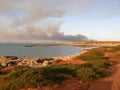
0 61 111 90
111 45 120 51
76 67 98 81
0 70 9 75
78 49 104 61
2 66 29 82
75 61 111 81
89 60 111 69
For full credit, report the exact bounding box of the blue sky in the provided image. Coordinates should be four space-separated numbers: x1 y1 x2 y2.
0 0 120 42
61 15 120 41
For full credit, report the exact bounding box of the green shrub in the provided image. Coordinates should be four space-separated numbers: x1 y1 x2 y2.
89 61 111 69
75 61 111 81
111 45 120 51
76 67 98 81
0 62 111 90
1 78 25 90
0 67 68 90
2 66 29 82
0 70 9 75
78 49 104 61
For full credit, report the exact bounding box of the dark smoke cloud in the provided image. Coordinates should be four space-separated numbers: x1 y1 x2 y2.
0 22 88 42
3 0 120 42
0 0 90 42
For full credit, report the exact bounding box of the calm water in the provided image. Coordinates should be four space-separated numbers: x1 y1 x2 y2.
0 43 88 58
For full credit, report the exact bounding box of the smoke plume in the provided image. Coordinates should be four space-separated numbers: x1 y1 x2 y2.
0 0 119 42
0 22 88 42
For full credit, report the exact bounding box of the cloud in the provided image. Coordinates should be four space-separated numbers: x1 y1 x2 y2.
0 0 119 42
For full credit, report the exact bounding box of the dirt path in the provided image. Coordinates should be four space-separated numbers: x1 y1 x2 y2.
89 59 120 90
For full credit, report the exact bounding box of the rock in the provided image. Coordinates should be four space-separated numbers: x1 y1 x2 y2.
54 59 63 63
36 59 44 63
0 56 18 60
42 60 49 66
34 57 47 63
7 62 17 66
10 56 18 60
0 64 2 68
1 62 7 67
7 56 18 59
47 58 54 60
48 60 53 65
17 62 23 66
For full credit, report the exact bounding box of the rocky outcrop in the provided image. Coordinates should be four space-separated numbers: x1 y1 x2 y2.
0 56 18 60
0 56 54 68
42 60 49 66
0 56 19 68
0 49 87 68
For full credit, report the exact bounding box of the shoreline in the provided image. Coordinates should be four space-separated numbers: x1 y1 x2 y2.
0 42 120 68
1 41 120 47
0 49 88 68
1 45 120 90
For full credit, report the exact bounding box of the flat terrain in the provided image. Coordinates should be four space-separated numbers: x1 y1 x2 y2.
71 41 120 47
24 41 120 47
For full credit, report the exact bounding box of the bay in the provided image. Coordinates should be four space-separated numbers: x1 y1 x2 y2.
0 43 89 58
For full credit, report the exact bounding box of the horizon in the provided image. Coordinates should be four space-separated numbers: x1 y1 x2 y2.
0 0 120 42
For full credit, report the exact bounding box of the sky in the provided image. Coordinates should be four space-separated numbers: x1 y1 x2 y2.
0 0 120 42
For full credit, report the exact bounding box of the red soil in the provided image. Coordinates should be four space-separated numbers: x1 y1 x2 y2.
55 59 86 65
1 66 14 72
89 58 120 90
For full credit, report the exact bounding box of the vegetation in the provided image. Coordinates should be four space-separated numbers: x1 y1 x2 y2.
74 45 120 61
77 49 104 61
0 61 111 90
103 45 120 58
2 45 119 90
75 61 111 81
0 70 9 75
110 45 120 51
0 69 11 80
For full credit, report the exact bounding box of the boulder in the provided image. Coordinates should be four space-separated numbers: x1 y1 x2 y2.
34 57 47 63
7 62 17 66
0 56 18 60
42 60 49 66
1 62 7 67
17 62 23 66
10 56 18 60
36 59 44 63
47 58 54 61
0 63 2 68
54 59 63 63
